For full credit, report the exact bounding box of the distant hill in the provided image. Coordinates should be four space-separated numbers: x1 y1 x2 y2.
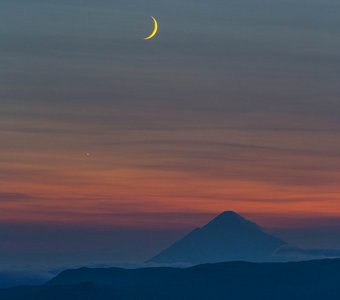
2 259 340 299
148 211 285 264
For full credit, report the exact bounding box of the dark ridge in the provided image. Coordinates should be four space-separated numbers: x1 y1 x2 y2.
2 259 340 300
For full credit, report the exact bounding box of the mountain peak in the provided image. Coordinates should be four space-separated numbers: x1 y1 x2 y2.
209 211 244 223
217 211 241 218
204 211 259 232
148 211 285 264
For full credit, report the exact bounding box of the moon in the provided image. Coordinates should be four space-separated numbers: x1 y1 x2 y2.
144 16 159 41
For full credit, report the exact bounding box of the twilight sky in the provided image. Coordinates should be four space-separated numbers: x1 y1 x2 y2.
0 0 339 267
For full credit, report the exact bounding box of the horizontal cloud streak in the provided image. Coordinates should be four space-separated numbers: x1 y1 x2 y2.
0 193 38 202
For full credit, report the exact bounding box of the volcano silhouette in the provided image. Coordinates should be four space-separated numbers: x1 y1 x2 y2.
148 211 285 264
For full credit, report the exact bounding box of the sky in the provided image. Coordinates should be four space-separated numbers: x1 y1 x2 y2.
0 0 339 267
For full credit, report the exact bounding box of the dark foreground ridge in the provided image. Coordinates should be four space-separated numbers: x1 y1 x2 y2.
148 211 285 264
1 259 340 299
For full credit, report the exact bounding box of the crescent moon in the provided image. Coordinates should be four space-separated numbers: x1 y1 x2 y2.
144 16 159 40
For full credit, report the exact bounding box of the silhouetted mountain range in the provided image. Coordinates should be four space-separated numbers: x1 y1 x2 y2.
2 212 340 299
1 259 340 299
148 211 286 264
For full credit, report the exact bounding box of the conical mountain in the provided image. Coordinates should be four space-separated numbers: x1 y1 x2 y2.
148 211 285 264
